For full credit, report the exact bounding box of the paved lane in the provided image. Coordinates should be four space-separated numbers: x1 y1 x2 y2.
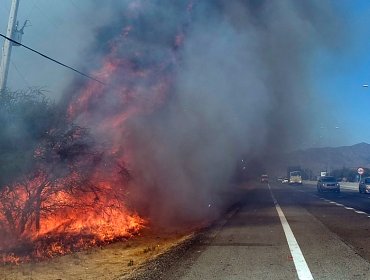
272 183 370 279
298 181 370 216
158 183 370 280
163 185 297 280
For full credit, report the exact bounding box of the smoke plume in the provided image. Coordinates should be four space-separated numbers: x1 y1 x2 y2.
66 0 340 225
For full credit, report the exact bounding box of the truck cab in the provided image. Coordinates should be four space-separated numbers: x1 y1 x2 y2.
289 171 302 185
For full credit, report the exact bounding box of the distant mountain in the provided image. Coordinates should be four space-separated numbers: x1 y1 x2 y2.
284 142 370 175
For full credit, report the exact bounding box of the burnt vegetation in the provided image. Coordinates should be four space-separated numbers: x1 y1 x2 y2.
0 89 136 262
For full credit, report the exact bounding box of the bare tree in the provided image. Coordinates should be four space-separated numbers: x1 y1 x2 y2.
0 89 134 259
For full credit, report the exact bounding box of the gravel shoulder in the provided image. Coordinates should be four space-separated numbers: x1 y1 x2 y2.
0 228 195 280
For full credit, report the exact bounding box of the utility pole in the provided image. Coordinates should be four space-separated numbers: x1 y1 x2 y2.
0 0 20 93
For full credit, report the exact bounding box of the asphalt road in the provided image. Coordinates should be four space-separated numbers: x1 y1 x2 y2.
159 182 370 280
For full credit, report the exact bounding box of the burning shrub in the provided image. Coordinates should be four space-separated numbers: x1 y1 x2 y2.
0 90 145 263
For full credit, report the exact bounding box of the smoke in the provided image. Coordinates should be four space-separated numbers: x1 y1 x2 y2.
66 0 340 225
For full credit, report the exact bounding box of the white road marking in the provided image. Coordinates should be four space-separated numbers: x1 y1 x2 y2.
268 184 314 280
320 198 369 215
300 184 370 216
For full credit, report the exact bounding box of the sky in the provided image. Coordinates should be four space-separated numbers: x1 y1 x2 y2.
309 0 370 148
1 0 370 149
0 0 114 96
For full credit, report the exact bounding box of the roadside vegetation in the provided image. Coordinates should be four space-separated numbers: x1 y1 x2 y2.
0 88 99 256
0 88 58 187
330 167 370 182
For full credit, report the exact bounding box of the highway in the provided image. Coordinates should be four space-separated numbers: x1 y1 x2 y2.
155 181 370 280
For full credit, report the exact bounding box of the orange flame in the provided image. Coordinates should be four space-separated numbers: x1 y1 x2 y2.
0 0 195 263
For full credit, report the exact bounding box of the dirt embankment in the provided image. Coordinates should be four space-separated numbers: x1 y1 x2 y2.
0 228 195 280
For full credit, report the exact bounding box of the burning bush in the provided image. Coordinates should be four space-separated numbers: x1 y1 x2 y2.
0 90 145 263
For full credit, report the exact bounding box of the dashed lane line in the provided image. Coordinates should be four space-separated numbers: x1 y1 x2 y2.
288 185 370 224
268 184 314 280
314 195 369 216
291 185 370 217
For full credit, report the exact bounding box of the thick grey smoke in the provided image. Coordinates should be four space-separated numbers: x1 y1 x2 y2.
67 0 340 225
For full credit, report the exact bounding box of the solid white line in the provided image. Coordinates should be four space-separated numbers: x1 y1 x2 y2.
268 184 314 280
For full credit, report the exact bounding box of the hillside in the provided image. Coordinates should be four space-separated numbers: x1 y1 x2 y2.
283 142 370 175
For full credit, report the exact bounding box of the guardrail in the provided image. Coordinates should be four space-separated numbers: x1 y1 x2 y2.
303 180 358 190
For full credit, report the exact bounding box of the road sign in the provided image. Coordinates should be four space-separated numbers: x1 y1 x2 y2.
358 167 364 175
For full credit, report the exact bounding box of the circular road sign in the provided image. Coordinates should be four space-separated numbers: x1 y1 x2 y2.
358 167 364 175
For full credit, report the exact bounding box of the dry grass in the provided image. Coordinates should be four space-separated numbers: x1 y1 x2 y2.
0 228 194 280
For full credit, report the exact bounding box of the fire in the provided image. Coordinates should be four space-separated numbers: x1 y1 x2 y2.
0 56 150 263
0 170 146 263
0 0 195 264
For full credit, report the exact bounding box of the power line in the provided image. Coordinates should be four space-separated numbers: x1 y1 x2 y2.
31 1 61 29
11 61 30 87
68 0 83 12
0 1 10 15
0 32 105 85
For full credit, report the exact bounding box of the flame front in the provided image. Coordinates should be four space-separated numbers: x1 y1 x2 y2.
0 0 194 263
0 169 146 262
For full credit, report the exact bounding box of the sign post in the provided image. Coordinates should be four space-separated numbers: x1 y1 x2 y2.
358 167 364 182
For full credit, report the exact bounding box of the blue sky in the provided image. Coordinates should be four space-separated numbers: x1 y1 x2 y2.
310 0 370 147
1 1 370 148
0 1 113 98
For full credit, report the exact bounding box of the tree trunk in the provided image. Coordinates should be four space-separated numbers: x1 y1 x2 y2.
35 186 43 232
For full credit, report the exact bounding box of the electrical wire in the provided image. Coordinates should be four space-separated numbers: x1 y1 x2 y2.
11 61 30 87
68 0 83 12
0 1 10 15
31 1 62 29
0 32 105 85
